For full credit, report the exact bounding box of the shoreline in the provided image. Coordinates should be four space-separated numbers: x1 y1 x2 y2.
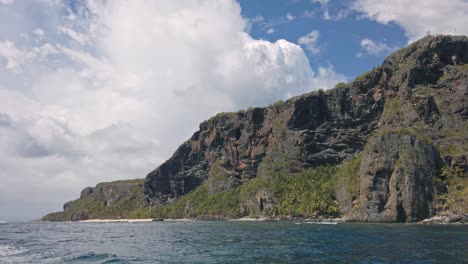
52 214 467 224
74 217 346 223
78 219 154 223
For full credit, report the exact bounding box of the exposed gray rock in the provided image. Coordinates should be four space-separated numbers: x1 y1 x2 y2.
143 35 468 223
44 35 468 223
70 211 88 222
421 214 467 224
86 181 142 207
240 190 276 217
80 187 94 198
351 133 442 222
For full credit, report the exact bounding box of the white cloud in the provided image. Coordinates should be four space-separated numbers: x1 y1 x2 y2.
358 38 396 57
0 40 26 70
323 8 350 21
354 0 468 42
303 10 315 18
286 12 295 21
266 28 274 34
311 0 330 7
0 0 346 221
58 25 90 45
33 28 44 37
0 0 14 5
0 41 58 71
298 30 320 54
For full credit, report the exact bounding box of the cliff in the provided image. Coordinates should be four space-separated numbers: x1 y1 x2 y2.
42 179 147 221
43 35 468 222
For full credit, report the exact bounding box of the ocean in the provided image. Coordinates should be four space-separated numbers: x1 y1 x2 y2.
0 221 467 263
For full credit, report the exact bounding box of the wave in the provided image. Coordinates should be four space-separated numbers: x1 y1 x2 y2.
307 222 339 225
66 252 119 262
0 221 6 224
0 244 25 258
0 244 45 264
295 221 339 225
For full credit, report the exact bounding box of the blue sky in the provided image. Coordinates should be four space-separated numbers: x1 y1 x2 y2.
0 0 466 221
239 0 407 78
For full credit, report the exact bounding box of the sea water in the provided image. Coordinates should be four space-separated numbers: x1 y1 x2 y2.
0 221 466 263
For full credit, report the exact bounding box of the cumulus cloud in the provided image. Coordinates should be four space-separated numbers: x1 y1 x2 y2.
323 8 350 21
303 10 315 18
0 0 14 5
311 0 330 7
0 41 57 71
298 30 320 54
0 41 26 70
357 38 396 57
58 25 90 45
0 0 346 220
33 28 44 37
354 0 468 42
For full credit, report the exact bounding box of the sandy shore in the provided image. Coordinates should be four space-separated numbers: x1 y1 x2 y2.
78 219 154 223
77 217 276 223
77 218 196 223
229 217 275 221
77 217 342 223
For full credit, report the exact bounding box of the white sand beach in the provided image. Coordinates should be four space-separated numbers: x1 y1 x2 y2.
78 219 153 223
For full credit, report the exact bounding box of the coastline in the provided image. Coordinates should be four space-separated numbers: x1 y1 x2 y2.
67 215 468 224
73 217 345 223
78 219 154 223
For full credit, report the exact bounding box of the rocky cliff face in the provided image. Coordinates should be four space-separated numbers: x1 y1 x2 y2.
43 179 146 221
44 35 468 222
144 68 385 206
70 180 142 208
351 133 442 222
145 35 467 222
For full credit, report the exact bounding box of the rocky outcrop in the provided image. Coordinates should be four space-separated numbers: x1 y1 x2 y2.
421 214 468 224
351 133 442 222
44 35 468 222
42 179 146 221
77 180 142 207
145 74 385 206
145 35 468 220
240 190 276 217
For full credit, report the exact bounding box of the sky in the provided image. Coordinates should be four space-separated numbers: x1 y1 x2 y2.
0 0 466 221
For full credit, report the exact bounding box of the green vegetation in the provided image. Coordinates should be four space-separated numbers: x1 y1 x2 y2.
42 179 148 221
380 97 402 125
334 82 347 89
150 184 241 218
332 154 363 204
269 100 285 108
207 162 239 193
353 70 371 82
44 156 363 221
274 166 340 217
206 111 238 124
148 156 359 219
438 123 468 156
395 127 432 144
434 165 467 215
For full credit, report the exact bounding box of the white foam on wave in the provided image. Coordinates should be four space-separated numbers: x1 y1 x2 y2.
308 221 339 225
0 244 41 264
0 244 25 257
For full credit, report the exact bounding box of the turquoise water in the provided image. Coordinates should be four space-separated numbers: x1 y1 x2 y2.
0 221 467 263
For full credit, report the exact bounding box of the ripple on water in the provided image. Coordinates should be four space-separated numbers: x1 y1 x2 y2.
0 244 25 257
1 222 467 263
0 243 40 263
65 252 122 262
